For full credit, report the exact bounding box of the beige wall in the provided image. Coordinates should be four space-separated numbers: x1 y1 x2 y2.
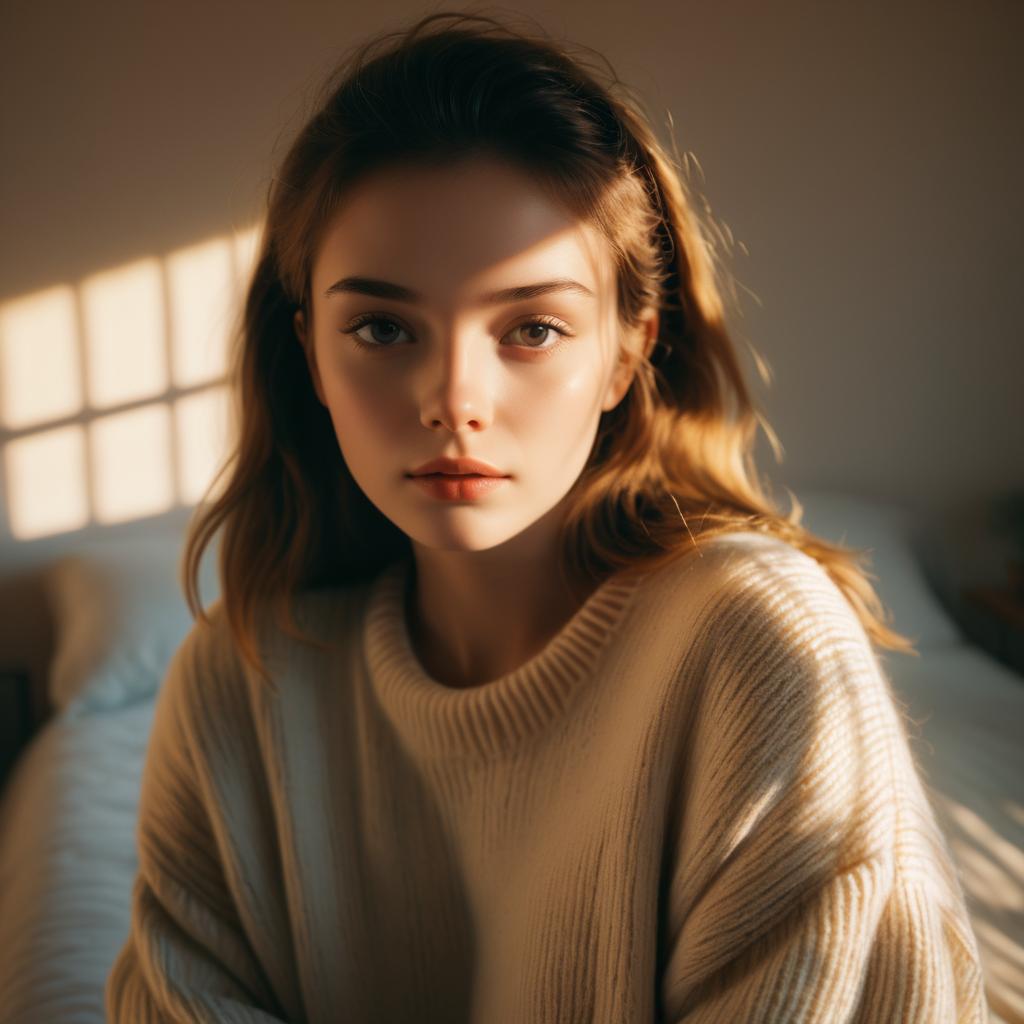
1 0 1021 577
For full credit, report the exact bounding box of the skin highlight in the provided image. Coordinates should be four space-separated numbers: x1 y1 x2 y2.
294 154 657 688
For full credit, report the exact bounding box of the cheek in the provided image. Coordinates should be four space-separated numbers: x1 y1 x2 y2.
507 363 607 439
318 363 407 444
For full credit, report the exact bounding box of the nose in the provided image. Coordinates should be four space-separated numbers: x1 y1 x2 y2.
419 334 493 433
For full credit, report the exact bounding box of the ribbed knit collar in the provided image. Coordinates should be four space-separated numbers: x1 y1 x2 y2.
363 558 646 760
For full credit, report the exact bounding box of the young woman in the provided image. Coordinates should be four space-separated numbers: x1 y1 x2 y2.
106 12 988 1022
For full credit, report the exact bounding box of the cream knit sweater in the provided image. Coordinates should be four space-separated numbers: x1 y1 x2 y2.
105 531 989 1022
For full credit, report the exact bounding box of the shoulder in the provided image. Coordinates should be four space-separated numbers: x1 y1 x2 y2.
660 532 907 859
713 531 882 697
659 532 876 643
648 529 874 664
289 578 376 638
161 579 372 716
702 531 881 693
651 529 897 780
182 580 371 666
153 599 249 741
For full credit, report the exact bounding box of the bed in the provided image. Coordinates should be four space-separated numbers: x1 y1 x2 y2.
0 489 1020 1023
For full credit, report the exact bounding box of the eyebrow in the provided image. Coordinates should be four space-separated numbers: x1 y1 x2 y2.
323 275 595 305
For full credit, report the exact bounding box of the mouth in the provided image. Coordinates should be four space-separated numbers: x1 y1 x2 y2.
407 472 510 501
406 471 511 480
407 457 508 477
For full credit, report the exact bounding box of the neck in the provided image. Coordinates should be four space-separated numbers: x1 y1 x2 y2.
403 550 596 690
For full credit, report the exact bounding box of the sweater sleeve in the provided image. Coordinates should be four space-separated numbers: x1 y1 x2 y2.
105 624 290 1023
657 552 989 1023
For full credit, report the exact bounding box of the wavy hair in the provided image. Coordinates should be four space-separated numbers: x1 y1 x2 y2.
183 9 916 686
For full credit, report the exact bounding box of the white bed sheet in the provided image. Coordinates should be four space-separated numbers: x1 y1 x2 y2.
0 698 155 1024
885 641 1024 1024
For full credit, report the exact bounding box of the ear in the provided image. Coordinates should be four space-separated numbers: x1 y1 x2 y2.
601 309 660 413
294 308 327 407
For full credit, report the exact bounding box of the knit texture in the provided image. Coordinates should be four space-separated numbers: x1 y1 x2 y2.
105 531 989 1022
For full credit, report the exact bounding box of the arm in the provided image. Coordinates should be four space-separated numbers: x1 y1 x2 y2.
658 563 988 1023
105 629 291 1023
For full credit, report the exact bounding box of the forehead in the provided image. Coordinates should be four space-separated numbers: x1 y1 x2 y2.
311 155 615 308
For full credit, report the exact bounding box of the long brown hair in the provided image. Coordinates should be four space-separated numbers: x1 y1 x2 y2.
183 10 916 685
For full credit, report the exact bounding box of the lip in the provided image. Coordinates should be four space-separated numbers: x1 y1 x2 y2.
409 474 509 502
407 456 508 477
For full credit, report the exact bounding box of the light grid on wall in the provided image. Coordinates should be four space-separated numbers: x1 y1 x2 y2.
0 225 261 540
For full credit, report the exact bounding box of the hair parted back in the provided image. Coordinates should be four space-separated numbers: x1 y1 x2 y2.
182 9 916 688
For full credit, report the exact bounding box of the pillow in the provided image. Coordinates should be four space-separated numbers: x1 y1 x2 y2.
791 488 963 650
43 533 220 718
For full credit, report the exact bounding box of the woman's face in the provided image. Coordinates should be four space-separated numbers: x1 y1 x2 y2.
295 154 649 555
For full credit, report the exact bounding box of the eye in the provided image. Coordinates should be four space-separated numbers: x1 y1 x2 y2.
344 315 411 349
507 316 573 351
340 313 574 354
